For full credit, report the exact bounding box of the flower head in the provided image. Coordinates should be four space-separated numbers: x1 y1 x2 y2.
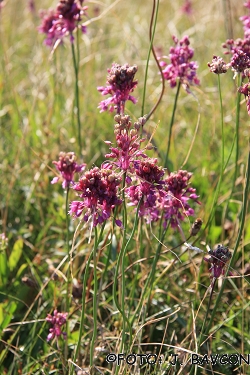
69 167 122 226
162 170 200 228
103 114 147 174
181 0 193 15
126 158 165 223
204 244 232 279
208 55 229 74
97 63 138 114
51 152 86 189
39 0 87 47
238 82 250 115
158 35 200 92
46 310 68 341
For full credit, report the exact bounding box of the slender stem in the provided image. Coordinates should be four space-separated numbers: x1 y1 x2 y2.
64 187 70 365
164 80 181 169
141 0 160 118
90 227 98 367
71 40 82 157
204 149 250 337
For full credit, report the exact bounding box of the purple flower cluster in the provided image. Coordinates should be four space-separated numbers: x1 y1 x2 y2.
240 1 250 38
162 170 200 228
104 114 147 173
46 310 68 342
51 152 86 189
158 35 200 92
204 245 232 280
126 158 165 223
39 0 87 47
69 167 122 227
238 82 250 115
181 0 193 15
97 63 138 114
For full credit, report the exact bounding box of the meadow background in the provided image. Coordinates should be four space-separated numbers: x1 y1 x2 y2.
0 0 250 374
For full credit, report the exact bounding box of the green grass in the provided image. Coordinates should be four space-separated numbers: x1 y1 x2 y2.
1 0 250 374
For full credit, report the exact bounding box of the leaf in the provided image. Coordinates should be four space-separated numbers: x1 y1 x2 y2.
0 301 17 334
9 239 23 272
0 250 8 286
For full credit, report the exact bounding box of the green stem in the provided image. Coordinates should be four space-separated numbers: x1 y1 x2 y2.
64 187 70 366
71 40 82 158
204 149 250 337
90 227 98 367
164 80 181 169
141 0 160 118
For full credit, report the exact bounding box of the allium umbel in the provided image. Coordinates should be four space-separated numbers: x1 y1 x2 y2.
39 0 87 47
126 158 165 223
159 35 200 92
97 63 138 114
51 152 86 189
204 245 232 279
69 167 122 227
208 55 228 74
104 114 147 174
238 82 250 115
46 310 68 342
163 170 200 228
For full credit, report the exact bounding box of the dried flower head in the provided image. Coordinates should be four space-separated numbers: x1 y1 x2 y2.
51 152 86 189
158 35 200 92
208 55 229 74
204 244 232 279
46 310 68 341
97 63 138 114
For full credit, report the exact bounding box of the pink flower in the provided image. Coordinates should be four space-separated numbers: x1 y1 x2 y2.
208 55 229 74
158 35 200 92
126 158 165 223
103 115 147 174
181 0 193 15
162 170 200 228
51 152 86 189
38 0 87 47
69 167 122 226
238 82 250 115
97 63 138 114
46 310 68 341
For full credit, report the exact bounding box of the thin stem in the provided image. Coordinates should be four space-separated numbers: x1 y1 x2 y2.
64 187 70 365
204 149 250 337
141 0 160 118
90 227 98 367
164 80 181 169
71 40 82 157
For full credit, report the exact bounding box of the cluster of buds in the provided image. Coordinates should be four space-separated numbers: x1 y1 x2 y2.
69 167 122 227
97 63 138 114
158 35 200 92
51 152 86 189
46 310 68 342
39 0 87 47
204 245 232 280
162 170 200 228
238 82 250 115
208 55 229 74
103 114 147 174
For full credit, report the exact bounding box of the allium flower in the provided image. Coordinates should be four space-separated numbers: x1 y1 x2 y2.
126 158 165 223
230 49 250 76
238 82 250 115
181 0 192 15
97 63 138 114
158 35 200 92
51 151 86 189
208 55 229 74
69 167 122 227
39 0 87 47
46 310 68 342
240 1 250 38
104 115 147 174
223 38 250 58
162 170 200 228
204 245 232 279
